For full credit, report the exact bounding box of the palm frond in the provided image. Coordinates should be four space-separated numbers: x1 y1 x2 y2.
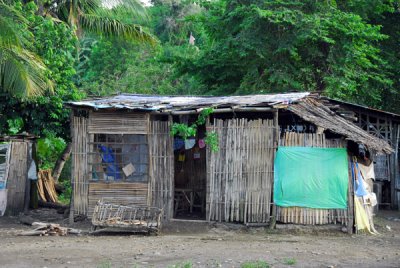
0 48 53 97
79 12 157 45
102 0 148 19
0 3 29 48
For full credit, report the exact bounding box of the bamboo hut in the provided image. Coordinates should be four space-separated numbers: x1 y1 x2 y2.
66 92 397 231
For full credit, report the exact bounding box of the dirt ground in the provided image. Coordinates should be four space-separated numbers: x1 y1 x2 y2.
0 209 399 268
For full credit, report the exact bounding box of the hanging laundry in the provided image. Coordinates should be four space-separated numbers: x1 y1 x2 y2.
178 153 185 162
174 138 185 151
355 176 369 197
358 162 375 181
198 139 206 149
354 196 373 234
185 139 196 150
352 161 369 197
193 147 201 159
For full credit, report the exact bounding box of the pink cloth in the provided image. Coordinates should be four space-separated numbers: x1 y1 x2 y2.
198 139 206 148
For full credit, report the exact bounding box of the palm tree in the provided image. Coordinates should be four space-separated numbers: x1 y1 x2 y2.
45 0 156 44
0 0 156 97
0 0 53 97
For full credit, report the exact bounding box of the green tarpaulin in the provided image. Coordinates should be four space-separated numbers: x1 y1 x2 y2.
274 147 348 209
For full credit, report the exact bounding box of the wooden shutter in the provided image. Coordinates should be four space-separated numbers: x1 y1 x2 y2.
88 111 149 134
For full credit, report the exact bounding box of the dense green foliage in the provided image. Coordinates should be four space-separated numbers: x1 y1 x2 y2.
78 0 400 112
0 1 81 138
1 0 400 140
180 0 396 108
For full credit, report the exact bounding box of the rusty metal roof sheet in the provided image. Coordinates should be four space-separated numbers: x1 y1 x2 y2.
66 92 310 111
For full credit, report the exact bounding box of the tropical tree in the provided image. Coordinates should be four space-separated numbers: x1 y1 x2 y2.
179 0 394 108
42 0 156 43
0 0 52 97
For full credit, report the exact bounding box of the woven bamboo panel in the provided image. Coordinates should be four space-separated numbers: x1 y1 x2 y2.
71 116 89 215
207 119 276 223
149 119 174 220
276 132 350 225
88 182 148 218
88 111 149 134
5 141 29 215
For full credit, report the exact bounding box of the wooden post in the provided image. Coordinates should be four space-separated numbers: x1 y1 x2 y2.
23 142 31 213
392 125 400 210
269 109 279 229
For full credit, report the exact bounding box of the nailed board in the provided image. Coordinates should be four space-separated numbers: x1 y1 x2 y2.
88 182 148 218
88 111 149 134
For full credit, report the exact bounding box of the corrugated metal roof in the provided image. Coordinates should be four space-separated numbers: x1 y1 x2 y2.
66 92 311 111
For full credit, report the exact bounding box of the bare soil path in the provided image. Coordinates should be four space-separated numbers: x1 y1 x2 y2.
0 210 399 268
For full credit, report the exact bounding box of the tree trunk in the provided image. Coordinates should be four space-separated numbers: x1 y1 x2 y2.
52 142 72 183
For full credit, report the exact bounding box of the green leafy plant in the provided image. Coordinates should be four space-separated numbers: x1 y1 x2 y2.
241 260 270 268
283 258 296 265
205 131 219 152
58 180 71 205
171 123 197 140
36 136 66 169
168 260 193 268
171 108 219 151
7 118 24 135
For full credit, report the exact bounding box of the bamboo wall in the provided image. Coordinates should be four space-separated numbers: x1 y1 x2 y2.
207 119 276 223
5 141 29 215
149 119 174 220
276 132 353 226
71 115 89 215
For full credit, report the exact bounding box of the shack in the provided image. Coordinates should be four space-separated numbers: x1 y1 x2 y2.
66 93 397 230
0 134 37 216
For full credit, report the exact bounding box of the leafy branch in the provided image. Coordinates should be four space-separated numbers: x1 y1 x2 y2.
171 107 219 152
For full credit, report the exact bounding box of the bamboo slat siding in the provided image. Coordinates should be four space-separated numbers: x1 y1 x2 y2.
149 119 174 220
276 132 350 225
72 116 89 215
5 141 29 215
207 119 275 223
88 111 149 134
87 182 148 218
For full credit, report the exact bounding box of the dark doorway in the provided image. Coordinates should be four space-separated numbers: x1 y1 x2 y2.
173 119 207 220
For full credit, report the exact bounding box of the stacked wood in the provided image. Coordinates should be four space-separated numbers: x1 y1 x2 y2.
37 170 58 203
18 222 81 236
207 118 276 223
148 118 174 220
276 131 349 225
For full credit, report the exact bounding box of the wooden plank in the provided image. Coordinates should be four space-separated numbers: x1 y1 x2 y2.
5 141 29 215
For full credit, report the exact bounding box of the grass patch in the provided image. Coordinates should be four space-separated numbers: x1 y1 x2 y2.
97 260 112 268
283 258 297 265
241 260 270 268
168 260 193 268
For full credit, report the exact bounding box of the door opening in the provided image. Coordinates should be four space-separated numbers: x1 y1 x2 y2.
173 121 207 220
